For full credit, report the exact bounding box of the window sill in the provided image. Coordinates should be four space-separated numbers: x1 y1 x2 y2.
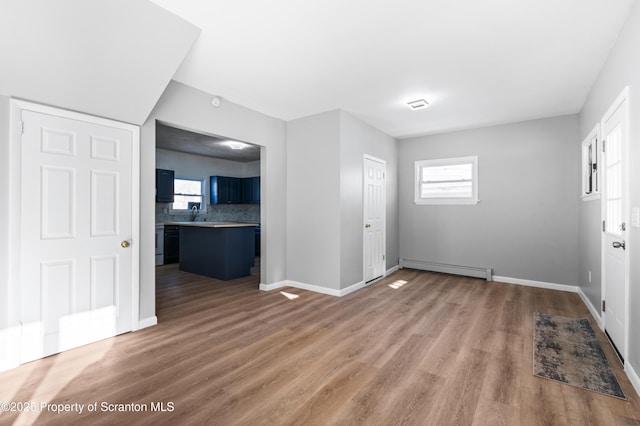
414 198 480 206
581 193 600 202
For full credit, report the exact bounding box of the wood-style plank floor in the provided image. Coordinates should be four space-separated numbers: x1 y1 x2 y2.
2 265 640 425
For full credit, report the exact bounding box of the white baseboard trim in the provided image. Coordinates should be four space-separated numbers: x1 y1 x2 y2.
136 316 158 331
386 265 399 276
0 326 20 372
626 362 640 400
260 279 366 298
259 281 287 292
492 276 579 293
339 280 366 297
285 280 343 297
577 287 603 330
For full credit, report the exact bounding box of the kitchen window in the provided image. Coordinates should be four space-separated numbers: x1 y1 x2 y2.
414 156 479 205
173 178 204 210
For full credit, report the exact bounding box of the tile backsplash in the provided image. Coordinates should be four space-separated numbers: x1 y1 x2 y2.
156 203 260 224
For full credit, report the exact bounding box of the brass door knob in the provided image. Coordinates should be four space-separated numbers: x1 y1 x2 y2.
121 240 131 248
365 224 371 228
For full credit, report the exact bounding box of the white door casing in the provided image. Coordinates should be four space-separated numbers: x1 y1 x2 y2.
601 87 629 361
11 100 140 365
364 156 386 283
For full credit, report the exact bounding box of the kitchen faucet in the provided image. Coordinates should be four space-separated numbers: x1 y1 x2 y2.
191 205 199 221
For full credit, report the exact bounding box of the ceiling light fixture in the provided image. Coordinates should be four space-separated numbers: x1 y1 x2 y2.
407 99 429 110
228 141 245 150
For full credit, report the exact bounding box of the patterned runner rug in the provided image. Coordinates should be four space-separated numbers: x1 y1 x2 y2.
533 313 625 399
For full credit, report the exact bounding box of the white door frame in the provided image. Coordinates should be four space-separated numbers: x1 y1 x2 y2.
7 99 140 369
600 86 630 362
363 154 386 284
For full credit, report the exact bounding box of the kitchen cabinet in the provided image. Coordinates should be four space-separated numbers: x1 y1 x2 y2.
211 175 260 204
171 222 256 280
242 176 260 204
155 224 164 266
156 169 175 203
210 176 242 204
164 225 180 264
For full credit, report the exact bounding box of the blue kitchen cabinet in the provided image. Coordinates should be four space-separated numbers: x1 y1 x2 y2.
156 169 175 203
210 176 242 204
241 176 260 204
211 176 260 204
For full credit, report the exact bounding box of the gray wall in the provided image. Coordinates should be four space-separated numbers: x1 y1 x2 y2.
287 111 342 290
578 0 640 375
340 111 398 287
398 115 580 285
287 110 399 291
142 81 287 321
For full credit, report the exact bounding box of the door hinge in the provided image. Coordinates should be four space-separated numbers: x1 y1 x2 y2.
602 300 606 312
602 139 606 152
20 121 24 135
602 220 606 232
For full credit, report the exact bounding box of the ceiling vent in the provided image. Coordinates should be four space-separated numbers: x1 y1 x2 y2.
407 99 429 110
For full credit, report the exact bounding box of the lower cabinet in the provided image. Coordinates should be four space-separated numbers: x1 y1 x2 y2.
164 225 180 264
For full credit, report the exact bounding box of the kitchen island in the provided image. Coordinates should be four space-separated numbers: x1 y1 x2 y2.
165 222 257 280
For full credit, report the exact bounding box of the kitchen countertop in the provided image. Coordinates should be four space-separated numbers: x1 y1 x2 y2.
163 221 258 228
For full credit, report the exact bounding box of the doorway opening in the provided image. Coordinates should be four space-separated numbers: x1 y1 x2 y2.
154 122 263 311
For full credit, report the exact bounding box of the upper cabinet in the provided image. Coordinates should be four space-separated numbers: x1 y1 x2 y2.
156 169 175 203
242 176 260 204
211 176 260 204
211 176 242 204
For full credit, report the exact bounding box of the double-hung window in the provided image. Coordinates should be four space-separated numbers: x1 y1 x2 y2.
173 178 204 211
414 156 479 205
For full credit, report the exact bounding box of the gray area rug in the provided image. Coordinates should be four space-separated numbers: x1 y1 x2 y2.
533 313 625 399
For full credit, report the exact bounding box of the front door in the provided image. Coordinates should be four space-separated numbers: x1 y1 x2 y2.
364 156 386 283
602 89 629 361
19 107 135 363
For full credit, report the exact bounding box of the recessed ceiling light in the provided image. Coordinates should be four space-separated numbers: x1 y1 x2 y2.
407 99 429 110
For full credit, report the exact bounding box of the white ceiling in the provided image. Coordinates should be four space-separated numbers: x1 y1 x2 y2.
0 0 199 126
150 0 635 138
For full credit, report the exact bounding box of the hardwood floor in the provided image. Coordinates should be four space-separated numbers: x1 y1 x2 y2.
2 265 640 425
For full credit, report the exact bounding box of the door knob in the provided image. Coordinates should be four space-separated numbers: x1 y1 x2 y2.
612 241 625 250
121 240 131 248
365 224 371 228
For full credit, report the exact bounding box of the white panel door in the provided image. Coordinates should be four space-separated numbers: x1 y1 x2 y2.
20 110 133 363
602 93 628 360
364 157 386 283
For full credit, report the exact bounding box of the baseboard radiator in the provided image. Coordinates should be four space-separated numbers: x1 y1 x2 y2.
399 258 492 281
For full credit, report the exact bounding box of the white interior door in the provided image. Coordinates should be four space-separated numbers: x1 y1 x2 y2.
19 108 134 363
602 91 628 360
364 156 386 283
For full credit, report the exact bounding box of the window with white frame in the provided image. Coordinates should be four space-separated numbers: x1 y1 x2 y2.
581 125 600 200
173 178 204 210
414 156 479 205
